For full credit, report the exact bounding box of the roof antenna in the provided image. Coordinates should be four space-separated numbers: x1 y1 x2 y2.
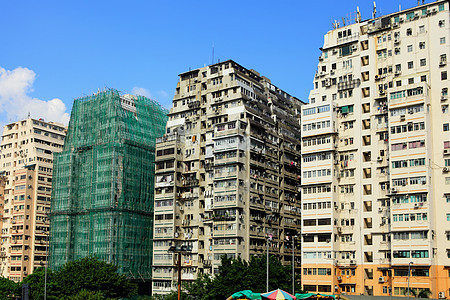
373 1 377 19
212 42 214 65
356 6 361 23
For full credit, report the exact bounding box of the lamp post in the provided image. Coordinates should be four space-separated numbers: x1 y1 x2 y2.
266 234 272 292
292 235 297 296
407 261 414 299
42 230 49 300
168 245 192 300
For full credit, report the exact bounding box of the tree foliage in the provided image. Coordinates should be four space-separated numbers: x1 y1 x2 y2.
0 276 20 299
20 256 137 299
184 255 302 300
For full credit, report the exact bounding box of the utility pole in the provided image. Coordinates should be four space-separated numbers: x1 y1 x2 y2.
292 235 297 295
407 261 414 299
267 234 272 292
168 245 192 300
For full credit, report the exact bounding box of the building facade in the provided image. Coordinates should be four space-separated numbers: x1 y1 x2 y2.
0 118 66 282
152 60 303 294
49 89 167 283
301 0 449 298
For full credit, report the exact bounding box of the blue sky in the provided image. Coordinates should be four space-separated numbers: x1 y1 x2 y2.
0 0 424 125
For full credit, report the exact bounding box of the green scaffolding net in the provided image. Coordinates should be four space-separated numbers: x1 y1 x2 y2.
49 88 168 280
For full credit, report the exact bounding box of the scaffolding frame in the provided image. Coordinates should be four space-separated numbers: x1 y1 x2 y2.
49 89 168 279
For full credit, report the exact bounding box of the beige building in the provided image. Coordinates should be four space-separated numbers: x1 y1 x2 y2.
152 60 303 294
0 118 66 281
301 0 449 298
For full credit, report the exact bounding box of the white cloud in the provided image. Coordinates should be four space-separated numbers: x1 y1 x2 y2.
0 66 70 126
131 86 152 99
157 90 169 98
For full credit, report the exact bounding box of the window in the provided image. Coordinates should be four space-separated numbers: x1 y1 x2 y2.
439 20 445 28
444 124 449 131
441 37 446 44
408 78 414 84
408 61 414 69
406 12 415 21
421 75 427 82
407 45 413 52
442 71 448 80
419 42 425 49
439 4 445 11
419 25 425 33
420 59 426 66
406 28 412 36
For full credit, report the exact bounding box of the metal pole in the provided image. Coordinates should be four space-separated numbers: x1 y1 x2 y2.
44 232 48 300
292 236 295 295
178 253 182 300
266 236 269 292
407 262 413 299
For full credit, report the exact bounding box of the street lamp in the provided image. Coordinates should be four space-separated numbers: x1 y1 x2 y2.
291 235 298 295
407 261 414 299
266 234 273 292
168 245 192 300
42 230 49 300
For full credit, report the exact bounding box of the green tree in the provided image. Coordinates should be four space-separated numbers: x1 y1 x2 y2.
0 276 20 299
21 267 60 300
21 256 138 299
68 289 114 300
185 255 302 299
55 256 137 298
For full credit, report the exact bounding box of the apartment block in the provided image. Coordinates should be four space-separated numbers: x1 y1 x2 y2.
0 118 66 281
49 89 167 284
152 60 303 294
301 0 449 298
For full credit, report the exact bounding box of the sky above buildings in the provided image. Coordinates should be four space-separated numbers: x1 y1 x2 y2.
0 0 427 127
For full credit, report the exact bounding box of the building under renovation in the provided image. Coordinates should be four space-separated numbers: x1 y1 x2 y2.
49 88 168 283
152 60 304 294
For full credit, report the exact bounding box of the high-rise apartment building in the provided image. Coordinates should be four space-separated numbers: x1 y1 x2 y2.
152 60 303 294
301 0 449 297
0 118 66 282
49 89 167 285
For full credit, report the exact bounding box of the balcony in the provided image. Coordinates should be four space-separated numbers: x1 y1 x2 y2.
337 79 361 91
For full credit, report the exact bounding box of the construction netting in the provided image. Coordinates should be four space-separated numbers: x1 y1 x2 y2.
49 88 168 280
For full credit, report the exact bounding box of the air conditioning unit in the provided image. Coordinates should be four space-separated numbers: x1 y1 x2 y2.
441 96 448 102
440 61 447 67
337 227 342 233
400 115 406 121
350 260 356 265
390 188 397 193
439 292 445 299
393 23 399 28
352 45 357 51
378 207 383 213
378 276 385 283
414 203 419 208
444 149 450 155
443 167 449 173
337 276 342 281
377 157 383 162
